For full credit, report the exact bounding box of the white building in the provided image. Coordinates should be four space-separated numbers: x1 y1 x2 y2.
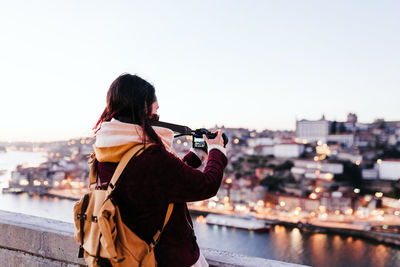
216 188 228 199
247 137 274 147
52 171 66 184
362 169 378 180
10 171 27 186
327 134 355 148
293 159 343 174
337 152 362 164
320 193 353 212
388 135 398 146
355 132 376 148
253 186 267 201
230 188 242 203
296 116 330 144
247 145 274 156
274 195 320 212
230 187 253 203
356 123 369 131
291 167 306 176
379 160 400 181
304 171 334 180
273 143 304 158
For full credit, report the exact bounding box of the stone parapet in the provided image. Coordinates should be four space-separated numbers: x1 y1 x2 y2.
0 210 307 267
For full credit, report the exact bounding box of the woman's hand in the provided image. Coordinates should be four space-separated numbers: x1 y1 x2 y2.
203 130 224 148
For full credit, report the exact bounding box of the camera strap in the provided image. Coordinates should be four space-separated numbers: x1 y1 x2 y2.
150 121 193 135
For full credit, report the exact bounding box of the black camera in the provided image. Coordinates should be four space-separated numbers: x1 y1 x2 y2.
192 128 228 150
149 120 229 151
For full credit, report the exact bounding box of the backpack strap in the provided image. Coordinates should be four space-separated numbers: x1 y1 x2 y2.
88 144 146 190
96 143 172 250
88 158 98 190
106 144 147 195
150 203 174 250
77 193 90 258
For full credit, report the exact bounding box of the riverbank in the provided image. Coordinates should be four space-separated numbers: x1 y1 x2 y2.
4 189 400 248
299 221 400 247
257 218 400 247
1 188 82 201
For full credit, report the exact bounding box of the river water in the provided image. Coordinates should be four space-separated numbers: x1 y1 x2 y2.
1 151 400 267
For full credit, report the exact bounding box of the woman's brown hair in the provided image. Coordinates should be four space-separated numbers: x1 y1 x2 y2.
94 73 163 147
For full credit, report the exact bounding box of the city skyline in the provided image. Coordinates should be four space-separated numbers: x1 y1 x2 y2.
1 112 399 143
1 1 399 142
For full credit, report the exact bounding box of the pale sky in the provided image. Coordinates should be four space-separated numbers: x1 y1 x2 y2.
0 0 399 142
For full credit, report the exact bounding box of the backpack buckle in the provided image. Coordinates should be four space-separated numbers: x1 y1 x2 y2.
77 214 87 220
78 245 84 258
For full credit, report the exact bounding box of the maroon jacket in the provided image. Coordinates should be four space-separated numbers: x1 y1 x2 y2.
97 144 227 267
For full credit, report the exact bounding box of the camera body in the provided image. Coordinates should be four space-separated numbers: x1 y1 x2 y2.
192 128 228 150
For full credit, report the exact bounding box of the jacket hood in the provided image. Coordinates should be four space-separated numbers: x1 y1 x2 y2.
93 118 174 163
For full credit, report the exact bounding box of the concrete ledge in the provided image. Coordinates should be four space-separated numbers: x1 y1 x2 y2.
0 210 85 266
0 210 307 267
0 247 81 267
202 248 306 267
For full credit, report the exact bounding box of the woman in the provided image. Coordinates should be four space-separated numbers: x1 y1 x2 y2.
93 73 227 267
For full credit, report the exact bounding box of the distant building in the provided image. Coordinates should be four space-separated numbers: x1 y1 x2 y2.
247 145 274 156
388 134 398 146
347 113 358 124
255 167 274 180
303 171 335 180
230 187 252 203
52 171 66 185
362 169 378 180
342 113 358 133
355 132 376 147
296 115 329 144
327 133 355 148
223 128 251 142
320 192 353 212
355 122 370 132
363 180 394 194
267 194 320 212
378 160 400 181
293 159 343 174
336 152 362 164
247 137 274 147
273 143 304 158
253 186 267 202
216 187 228 199
248 141 305 158
385 121 400 132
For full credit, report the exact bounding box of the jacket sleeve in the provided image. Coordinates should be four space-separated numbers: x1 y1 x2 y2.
160 149 227 203
182 151 202 168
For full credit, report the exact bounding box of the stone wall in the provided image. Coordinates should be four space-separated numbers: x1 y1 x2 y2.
0 210 307 267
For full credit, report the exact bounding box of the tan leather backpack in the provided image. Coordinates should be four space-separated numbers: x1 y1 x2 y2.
73 144 174 267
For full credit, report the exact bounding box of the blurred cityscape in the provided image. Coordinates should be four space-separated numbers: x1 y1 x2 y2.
2 113 400 237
